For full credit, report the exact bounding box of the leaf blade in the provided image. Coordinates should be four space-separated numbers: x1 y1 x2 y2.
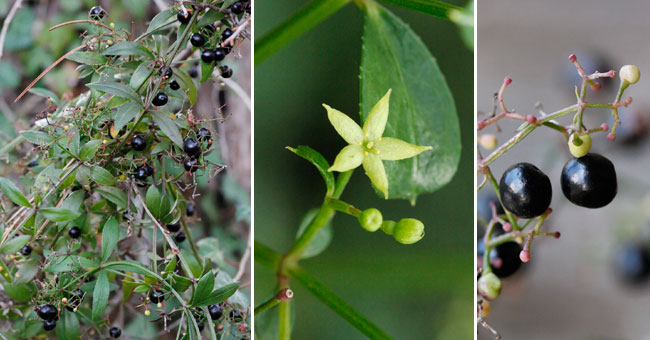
152 111 183 148
0 177 32 208
91 271 109 320
101 216 119 262
87 81 142 105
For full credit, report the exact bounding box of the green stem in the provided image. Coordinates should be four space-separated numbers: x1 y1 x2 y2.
0 135 25 156
325 197 362 217
278 280 292 340
255 0 352 65
254 241 282 270
288 266 392 340
375 0 461 19
255 294 282 316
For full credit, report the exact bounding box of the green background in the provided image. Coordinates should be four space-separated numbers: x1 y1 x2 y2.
254 0 473 339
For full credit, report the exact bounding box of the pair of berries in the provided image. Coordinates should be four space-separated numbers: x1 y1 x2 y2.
165 222 187 242
499 153 617 219
183 136 204 173
134 164 154 182
201 48 228 63
37 304 58 331
65 289 84 312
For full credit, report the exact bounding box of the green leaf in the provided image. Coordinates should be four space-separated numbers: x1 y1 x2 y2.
40 207 81 222
101 217 119 262
296 209 332 259
87 81 142 105
129 62 153 91
14 259 39 284
114 102 142 131
28 88 61 106
0 235 30 254
3 282 36 302
122 279 139 303
90 166 116 186
57 311 81 340
145 9 175 35
286 146 335 195
145 186 161 218
96 186 128 210
174 68 197 107
101 41 154 58
4 8 33 51
79 140 102 161
196 10 225 28
360 3 460 202
190 272 215 305
152 111 183 148
195 282 239 307
0 177 32 208
172 274 192 292
134 284 149 293
44 256 79 273
92 271 109 320
200 59 215 83
21 130 54 144
66 52 107 65
376 0 461 19
0 61 20 89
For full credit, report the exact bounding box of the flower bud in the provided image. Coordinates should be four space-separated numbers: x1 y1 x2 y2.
393 218 425 244
478 272 502 301
358 208 383 232
620 65 640 84
478 134 497 150
568 133 591 158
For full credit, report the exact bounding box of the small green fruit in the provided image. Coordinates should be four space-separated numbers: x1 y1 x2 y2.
358 208 383 232
568 133 591 158
393 218 424 244
620 65 640 84
478 272 502 301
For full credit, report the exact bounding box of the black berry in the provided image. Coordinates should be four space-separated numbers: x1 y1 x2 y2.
246 2 251 14
221 28 233 41
499 162 552 219
208 304 222 320
197 128 212 141
175 231 186 243
27 160 38 167
143 164 154 177
166 222 181 233
198 322 205 331
230 1 244 14
134 167 149 181
20 245 32 256
490 241 523 278
109 326 122 338
184 158 199 173
159 66 173 79
89 6 106 21
230 309 243 322
177 11 191 24
203 24 216 35
220 66 233 78
43 319 57 331
37 304 58 321
615 244 650 284
190 33 206 47
68 226 82 239
66 289 84 311
186 203 195 217
132 135 147 151
184 138 201 157
149 290 164 304
189 65 199 78
170 80 180 91
201 50 216 63
152 92 168 106
561 153 617 208
214 48 226 61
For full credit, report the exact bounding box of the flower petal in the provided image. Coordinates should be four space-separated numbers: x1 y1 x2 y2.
375 137 432 161
362 89 391 140
328 144 364 172
323 104 363 144
362 153 388 199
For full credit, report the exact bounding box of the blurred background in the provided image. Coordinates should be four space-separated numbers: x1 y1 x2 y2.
254 0 473 339
0 0 250 337
478 1 650 339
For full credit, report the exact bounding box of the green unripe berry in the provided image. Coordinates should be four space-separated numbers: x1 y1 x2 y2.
380 220 396 235
568 133 591 158
358 208 383 232
478 272 502 301
393 218 424 244
620 65 640 84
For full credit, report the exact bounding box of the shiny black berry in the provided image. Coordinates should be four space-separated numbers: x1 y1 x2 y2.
246 2 251 14
43 319 57 331
37 304 58 321
490 241 522 278
184 138 201 157
201 49 216 63
159 66 173 79
230 309 243 322
28 160 38 167
68 226 82 239
166 222 181 233
499 163 552 219
184 158 199 172
197 128 212 141
220 66 233 78
221 28 233 41
132 135 147 151
89 6 106 21
615 244 650 284
66 289 84 311
198 322 205 331
177 11 191 24
134 167 149 181
149 290 164 304
109 326 122 338
208 304 222 320
561 153 617 209
170 81 180 91
190 33 206 47
175 232 186 243
230 1 244 14
21 245 32 256
214 48 226 61
186 203 195 216
152 92 168 106
143 164 154 177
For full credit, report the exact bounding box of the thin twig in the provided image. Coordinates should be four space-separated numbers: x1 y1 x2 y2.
0 0 23 60
234 235 251 281
222 18 251 46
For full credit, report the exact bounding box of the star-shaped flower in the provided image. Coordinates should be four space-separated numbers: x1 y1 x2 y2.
324 89 432 198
